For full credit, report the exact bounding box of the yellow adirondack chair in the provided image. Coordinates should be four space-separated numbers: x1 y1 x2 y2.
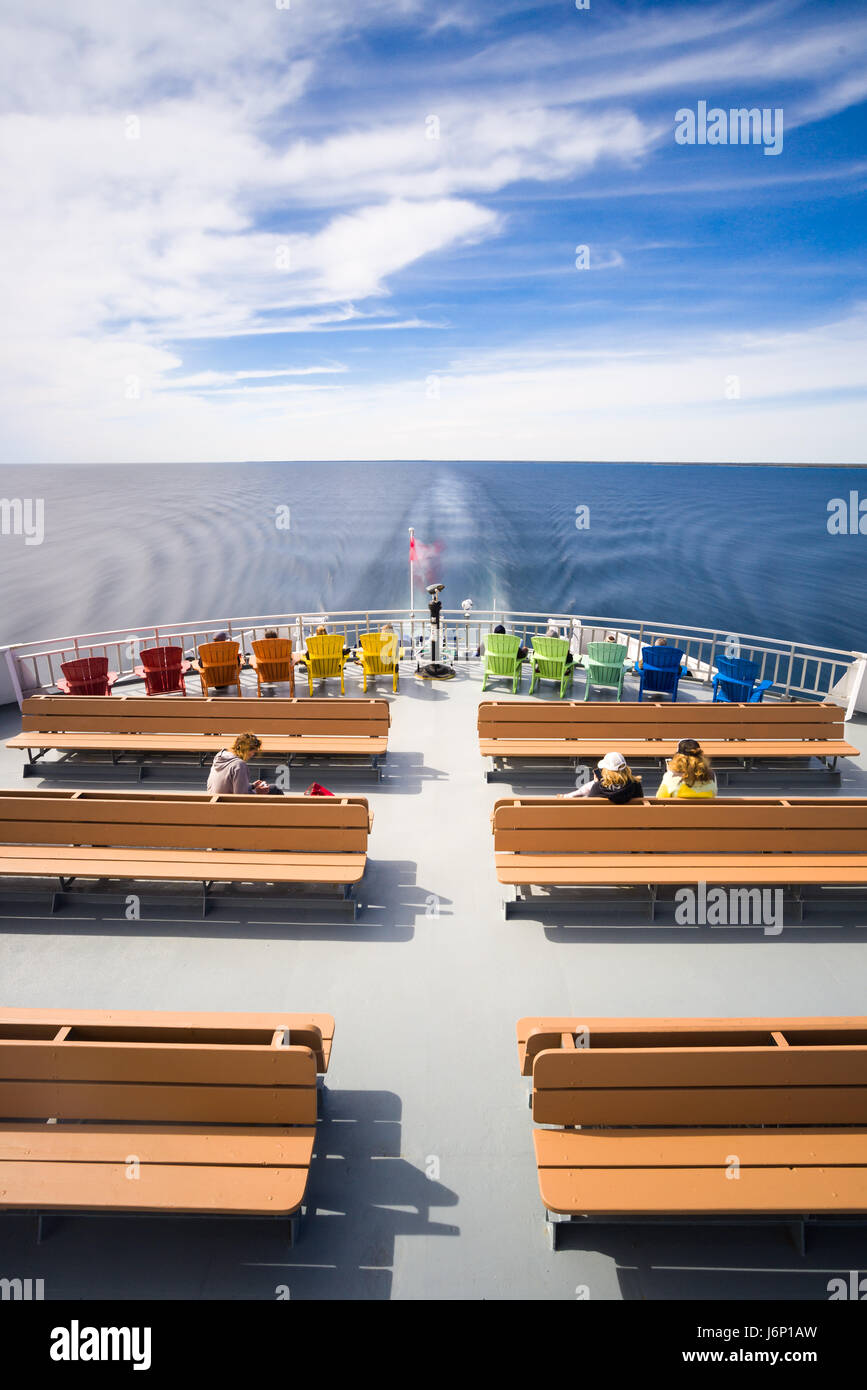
303 633 349 695
359 631 401 693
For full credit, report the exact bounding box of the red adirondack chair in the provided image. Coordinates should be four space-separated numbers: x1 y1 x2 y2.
58 657 118 696
135 645 190 696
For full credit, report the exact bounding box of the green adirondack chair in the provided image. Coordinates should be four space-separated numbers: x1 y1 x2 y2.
481 633 523 693
528 636 574 699
579 641 629 701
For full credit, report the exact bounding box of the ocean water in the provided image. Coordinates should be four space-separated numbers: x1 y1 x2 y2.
0 462 865 653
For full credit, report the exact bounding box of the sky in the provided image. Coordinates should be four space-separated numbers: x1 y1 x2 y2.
0 0 866 464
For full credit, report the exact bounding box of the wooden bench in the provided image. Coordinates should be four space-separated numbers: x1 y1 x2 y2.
7 695 391 782
493 796 867 921
516 1015 867 1251
0 789 372 920
0 1007 334 1243
478 700 857 783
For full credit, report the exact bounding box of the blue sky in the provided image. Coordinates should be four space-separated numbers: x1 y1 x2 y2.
1 0 866 462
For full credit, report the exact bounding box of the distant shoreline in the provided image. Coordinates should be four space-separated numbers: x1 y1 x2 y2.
4 459 865 469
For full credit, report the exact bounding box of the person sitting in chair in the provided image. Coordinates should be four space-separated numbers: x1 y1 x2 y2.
544 619 573 664
194 630 242 691
484 622 528 660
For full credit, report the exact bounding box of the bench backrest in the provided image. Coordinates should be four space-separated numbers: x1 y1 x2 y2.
492 797 867 855
478 699 846 742
0 789 371 855
531 1019 867 1127
0 1007 333 1073
0 1014 323 1126
20 695 390 738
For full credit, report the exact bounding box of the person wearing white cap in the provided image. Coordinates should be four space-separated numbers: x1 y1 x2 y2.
561 751 644 803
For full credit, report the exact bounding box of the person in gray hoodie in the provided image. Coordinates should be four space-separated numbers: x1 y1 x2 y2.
207 732 278 794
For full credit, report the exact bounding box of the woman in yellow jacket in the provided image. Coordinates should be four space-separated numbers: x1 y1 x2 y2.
656 737 718 798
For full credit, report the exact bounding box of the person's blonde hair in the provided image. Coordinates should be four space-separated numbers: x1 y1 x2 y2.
599 765 633 789
670 750 712 786
315 625 328 636
232 732 262 758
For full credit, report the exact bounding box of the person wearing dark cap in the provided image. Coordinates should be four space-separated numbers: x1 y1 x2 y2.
561 751 644 803
193 630 243 693
484 622 528 661
656 737 718 798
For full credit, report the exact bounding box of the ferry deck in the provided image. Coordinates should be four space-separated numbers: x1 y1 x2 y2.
1 615 866 1301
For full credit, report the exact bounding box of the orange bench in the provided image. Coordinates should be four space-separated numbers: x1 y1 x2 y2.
0 1008 334 1244
493 796 867 921
478 700 856 784
0 789 372 920
516 1015 867 1251
7 695 391 782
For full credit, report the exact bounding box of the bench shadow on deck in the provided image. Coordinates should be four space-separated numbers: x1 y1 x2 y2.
0 1090 460 1301
0 859 447 943
561 1223 867 1299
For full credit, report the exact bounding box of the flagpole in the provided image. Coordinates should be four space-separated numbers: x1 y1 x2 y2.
409 527 415 615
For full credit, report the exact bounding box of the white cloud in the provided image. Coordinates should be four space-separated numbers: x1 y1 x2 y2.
6 308 867 465
0 0 865 464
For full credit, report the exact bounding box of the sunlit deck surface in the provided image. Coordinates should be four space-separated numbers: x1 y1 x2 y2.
1 657 867 1301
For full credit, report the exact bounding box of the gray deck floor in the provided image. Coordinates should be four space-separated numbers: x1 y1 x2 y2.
1 660 866 1300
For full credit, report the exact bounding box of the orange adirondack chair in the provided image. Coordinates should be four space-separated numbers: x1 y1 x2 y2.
58 657 118 696
197 640 242 698
136 645 190 696
251 637 295 697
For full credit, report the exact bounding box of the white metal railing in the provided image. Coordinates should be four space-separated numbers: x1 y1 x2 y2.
1 608 862 710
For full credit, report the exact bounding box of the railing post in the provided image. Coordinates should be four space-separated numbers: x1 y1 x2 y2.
4 647 25 709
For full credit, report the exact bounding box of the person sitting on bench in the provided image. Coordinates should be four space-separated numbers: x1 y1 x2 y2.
561 751 644 803
656 737 718 798
207 732 282 795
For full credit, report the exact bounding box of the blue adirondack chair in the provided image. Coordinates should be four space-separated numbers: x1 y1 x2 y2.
712 655 774 703
636 645 687 703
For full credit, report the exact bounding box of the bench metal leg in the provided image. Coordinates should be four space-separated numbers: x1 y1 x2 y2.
51 876 76 912
287 1214 299 1247
36 1212 59 1243
201 881 213 919
788 1219 806 1256
502 887 521 921
545 1211 561 1251
23 748 47 777
343 884 358 921
648 883 657 922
